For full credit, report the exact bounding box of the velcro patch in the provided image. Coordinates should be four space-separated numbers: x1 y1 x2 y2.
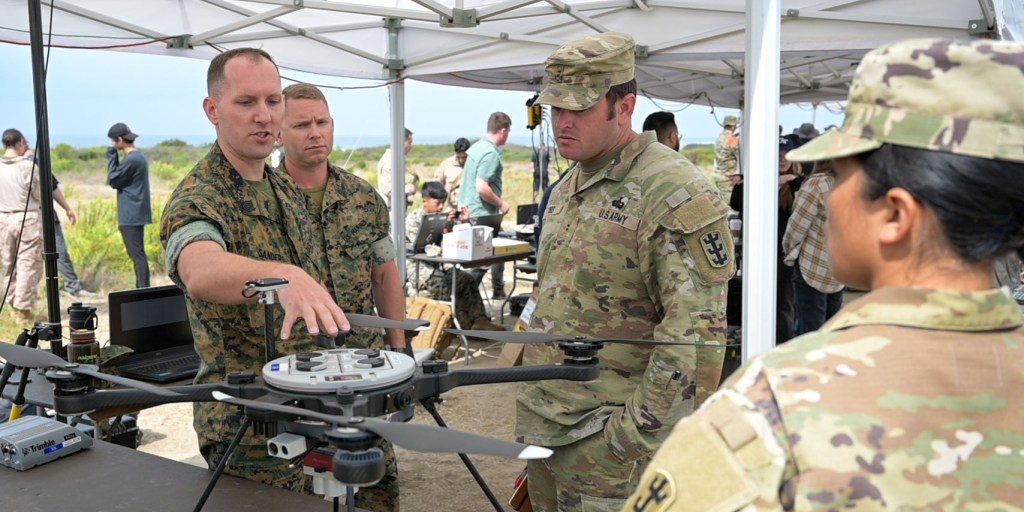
699 231 730 269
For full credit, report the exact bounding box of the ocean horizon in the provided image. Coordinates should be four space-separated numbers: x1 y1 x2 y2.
47 133 714 150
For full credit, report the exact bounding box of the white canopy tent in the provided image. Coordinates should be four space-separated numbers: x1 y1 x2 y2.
2 0 1005 359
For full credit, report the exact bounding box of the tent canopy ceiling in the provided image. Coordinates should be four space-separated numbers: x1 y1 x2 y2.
1 0 994 107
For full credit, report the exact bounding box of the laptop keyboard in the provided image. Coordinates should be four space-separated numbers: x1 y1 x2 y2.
128 353 201 377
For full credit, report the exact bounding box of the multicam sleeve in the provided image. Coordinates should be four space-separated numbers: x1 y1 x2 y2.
622 361 792 512
604 186 735 463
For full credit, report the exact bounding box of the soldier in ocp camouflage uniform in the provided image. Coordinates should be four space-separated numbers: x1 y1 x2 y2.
712 115 740 199
162 48 350 499
278 83 407 510
624 38 1024 512
516 33 734 511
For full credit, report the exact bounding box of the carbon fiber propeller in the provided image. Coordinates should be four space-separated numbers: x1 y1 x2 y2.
0 342 180 397
446 329 740 348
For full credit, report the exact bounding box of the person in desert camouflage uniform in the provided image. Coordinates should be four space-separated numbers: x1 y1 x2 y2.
516 33 734 511
161 48 351 497
712 115 740 199
277 82 406 511
624 38 1024 512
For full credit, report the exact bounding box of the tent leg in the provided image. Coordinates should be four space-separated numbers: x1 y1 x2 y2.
27 0 62 330
387 20 407 284
741 0 781 362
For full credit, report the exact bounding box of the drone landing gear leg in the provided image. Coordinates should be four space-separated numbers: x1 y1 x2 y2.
420 398 503 512
193 416 252 512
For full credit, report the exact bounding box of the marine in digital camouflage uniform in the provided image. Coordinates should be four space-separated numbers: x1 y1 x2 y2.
625 38 1024 512
161 141 325 492
516 33 734 511
278 82 407 511
404 206 491 329
712 116 740 199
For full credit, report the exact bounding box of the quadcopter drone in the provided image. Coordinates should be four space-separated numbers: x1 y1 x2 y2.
0 279 735 512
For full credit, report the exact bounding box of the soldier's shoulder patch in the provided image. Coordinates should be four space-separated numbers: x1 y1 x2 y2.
700 231 730 269
630 468 676 512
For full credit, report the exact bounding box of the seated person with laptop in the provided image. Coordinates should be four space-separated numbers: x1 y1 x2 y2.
406 182 504 331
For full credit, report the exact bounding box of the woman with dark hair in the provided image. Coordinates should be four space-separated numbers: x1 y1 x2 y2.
626 38 1024 511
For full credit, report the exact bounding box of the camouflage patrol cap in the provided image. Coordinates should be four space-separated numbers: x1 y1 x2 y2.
723 115 738 127
536 33 635 111
788 38 1024 164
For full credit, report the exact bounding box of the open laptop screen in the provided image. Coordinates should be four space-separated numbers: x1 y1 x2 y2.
108 285 193 354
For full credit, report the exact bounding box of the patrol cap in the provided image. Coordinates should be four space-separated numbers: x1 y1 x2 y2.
723 115 738 127
536 33 635 111
788 38 1024 164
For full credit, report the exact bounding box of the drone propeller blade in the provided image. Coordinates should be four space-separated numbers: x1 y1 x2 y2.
445 330 564 344
0 341 180 396
212 392 550 460
74 366 181 397
444 330 737 349
347 314 430 332
0 342 68 368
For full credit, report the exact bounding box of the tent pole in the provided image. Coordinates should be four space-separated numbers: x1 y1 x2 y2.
387 18 407 283
27 0 62 329
741 0 781 361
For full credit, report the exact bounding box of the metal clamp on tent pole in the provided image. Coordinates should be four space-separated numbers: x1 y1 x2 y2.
167 34 193 49
441 8 478 28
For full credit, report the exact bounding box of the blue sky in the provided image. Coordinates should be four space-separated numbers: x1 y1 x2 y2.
0 43 843 149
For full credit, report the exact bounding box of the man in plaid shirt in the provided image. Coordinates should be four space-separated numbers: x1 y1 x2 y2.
783 159 844 335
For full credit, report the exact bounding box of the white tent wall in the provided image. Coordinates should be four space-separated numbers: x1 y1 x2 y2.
1 0 1000 356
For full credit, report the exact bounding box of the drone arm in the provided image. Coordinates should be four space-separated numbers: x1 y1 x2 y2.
415 364 599 400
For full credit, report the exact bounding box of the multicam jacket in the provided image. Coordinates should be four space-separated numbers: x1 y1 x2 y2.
160 142 323 447
516 132 734 462
626 287 1024 511
713 129 740 179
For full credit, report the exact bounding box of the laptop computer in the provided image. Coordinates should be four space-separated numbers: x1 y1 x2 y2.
406 212 449 253
516 203 539 225
108 285 199 383
468 213 505 234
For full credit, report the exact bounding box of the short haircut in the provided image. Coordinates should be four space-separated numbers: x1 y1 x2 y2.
207 48 278 97
282 83 327 104
487 112 512 134
454 137 471 153
405 128 413 140
2 129 24 149
642 112 677 142
605 79 638 120
421 181 448 201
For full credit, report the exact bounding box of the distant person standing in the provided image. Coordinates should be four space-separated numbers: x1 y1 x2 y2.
434 137 470 208
459 111 512 299
19 145 94 297
0 128 42 321
377 128 416 208
106 122 151 288
641 111 680 151
531 143 551 197
713 114 741 199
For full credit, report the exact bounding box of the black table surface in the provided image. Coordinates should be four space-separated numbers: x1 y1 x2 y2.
0 439 338 512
